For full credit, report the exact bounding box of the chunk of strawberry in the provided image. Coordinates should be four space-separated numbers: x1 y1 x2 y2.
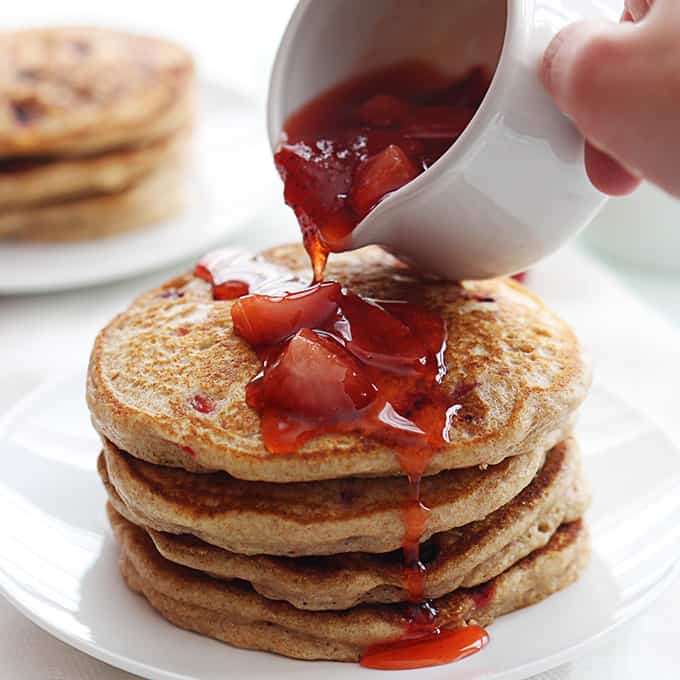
194 264 249 300
361 129 407 156
275 141 355 223
231 282 341 346
401 106 475 140
357 94 410 127
213 280 249 300
259 329 376 417
336 293 445 376
348 145 419 218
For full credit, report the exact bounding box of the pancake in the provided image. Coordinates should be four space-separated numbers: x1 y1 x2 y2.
105 438 589 609
0 160 185 241
100 436 547 556
109 506 590 662
0 27 194 157
87 244 590 482
0 132 187 211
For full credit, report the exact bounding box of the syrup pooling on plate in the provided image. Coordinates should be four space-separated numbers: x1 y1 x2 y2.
274 61 491 280
360 625 490 671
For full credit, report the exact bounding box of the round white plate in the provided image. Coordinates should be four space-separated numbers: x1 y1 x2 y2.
1 372 679 680
0 81 274 295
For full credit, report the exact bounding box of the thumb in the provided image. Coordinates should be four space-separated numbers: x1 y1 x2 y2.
542 20 641 196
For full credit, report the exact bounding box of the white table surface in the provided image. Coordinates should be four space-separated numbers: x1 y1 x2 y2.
2 2 680 678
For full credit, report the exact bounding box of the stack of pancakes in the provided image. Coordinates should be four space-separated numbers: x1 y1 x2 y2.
0 26 194 241
88 245 592 662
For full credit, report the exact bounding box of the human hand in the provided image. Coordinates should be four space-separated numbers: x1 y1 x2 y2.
542 0 680 198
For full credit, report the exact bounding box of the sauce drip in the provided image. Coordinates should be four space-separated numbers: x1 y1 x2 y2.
227 277 485 664
274 61 491 281
197 245 487 670
193 59 493 671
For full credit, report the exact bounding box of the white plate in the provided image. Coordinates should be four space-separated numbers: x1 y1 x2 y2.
1 372 679 680
0 81 274 294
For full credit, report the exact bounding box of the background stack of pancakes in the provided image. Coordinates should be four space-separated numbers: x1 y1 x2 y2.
0 26 194 241
88 245 592 663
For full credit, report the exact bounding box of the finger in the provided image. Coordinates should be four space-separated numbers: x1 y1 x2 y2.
584 141 640 196
542 20 640 152
543 6 680 197
541 21 616 116
625 0 653 22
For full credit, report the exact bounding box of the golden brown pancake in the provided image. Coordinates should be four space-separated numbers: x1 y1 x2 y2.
109 506 590 662
87 244 590 482
0 132 187 211
100 436 548 557
104 438 589 609
0 159 185 241
0 27 194 157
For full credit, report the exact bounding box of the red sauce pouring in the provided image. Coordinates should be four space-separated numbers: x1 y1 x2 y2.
193 60 493 670
274 61 491 281
223 273 490 669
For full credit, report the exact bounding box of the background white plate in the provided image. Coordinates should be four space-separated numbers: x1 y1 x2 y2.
0 81 274 295
0 372 679 680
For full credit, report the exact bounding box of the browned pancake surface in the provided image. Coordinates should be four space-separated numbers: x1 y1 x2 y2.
88 244 589 482
104 438 590 608
100 436 548 556
110 506 590 662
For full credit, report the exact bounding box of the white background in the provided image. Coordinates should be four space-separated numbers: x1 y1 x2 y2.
1 2 680 678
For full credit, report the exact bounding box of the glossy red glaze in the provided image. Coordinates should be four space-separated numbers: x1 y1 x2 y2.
227 269 491 669
360 625 490 670
401 498 430 602
189 394 216 414
190 59 495 672
194 263 250 300
274 62 491 279
231 282 341 346
348 144 419 218
231 283 453 454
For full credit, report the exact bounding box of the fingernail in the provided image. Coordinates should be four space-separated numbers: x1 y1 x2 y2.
541 22 588 106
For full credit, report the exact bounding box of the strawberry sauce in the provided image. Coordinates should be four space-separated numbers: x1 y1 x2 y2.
193 249 302 300
230 282 453 456
274 61 491 281
193 60 493 670
197 253 488 671
227 281 460 654
360 625 489 671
